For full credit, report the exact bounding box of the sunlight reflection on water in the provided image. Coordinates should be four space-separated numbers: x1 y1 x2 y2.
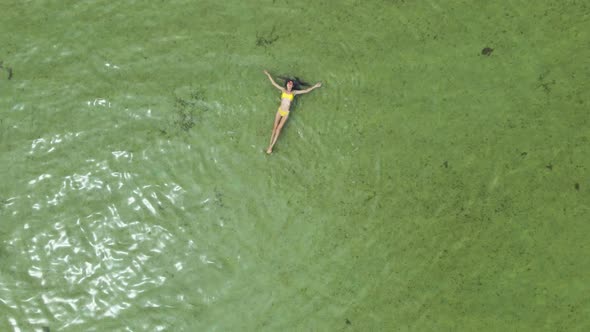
1 124 201 330
17 202 180 328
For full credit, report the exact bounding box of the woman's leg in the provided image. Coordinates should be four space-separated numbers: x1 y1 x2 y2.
267 113 289 154
269 111 282 147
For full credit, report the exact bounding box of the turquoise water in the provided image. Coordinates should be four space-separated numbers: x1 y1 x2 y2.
1 1 589 331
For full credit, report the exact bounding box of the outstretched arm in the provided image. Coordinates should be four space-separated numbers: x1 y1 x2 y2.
263 70 284 91
293 82 322 95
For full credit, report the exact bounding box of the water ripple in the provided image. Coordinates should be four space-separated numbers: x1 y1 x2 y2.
5 139 193 330
86 98 112 108
15 203 180 329
29 132 83 155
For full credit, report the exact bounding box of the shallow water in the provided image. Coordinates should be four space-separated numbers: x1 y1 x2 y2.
1 0 589 331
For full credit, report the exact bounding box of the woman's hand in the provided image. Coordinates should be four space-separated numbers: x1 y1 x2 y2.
315 82 322 88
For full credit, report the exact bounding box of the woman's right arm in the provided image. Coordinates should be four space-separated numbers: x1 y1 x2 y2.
264 70 284 91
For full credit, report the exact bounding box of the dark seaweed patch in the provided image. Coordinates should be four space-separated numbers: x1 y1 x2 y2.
172 88 207 132
214 188 225 208
575 183 580 191
443 161 448 168
174 98 196 131
545 163 553 171
537 71 556 94
364 191 377 202
481 47 494 56
345 318 352 325
0 60 13 80
539 80 555 93
256 26 279 47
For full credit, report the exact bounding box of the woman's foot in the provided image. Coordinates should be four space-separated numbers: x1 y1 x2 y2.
266 147 273 154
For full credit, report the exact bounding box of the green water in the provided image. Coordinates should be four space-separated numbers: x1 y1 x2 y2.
1 0 589 331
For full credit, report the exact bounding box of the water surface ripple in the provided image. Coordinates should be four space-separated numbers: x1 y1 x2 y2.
1 0 589 331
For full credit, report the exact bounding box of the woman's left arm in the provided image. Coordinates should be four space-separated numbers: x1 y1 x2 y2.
293 82 322 95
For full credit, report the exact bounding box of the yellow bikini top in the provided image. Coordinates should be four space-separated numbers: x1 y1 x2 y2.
281 91 294 100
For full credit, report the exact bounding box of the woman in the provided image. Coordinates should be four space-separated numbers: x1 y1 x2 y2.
263 70 322 154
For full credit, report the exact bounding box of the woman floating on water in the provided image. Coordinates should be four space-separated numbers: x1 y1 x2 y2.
263 70 322 154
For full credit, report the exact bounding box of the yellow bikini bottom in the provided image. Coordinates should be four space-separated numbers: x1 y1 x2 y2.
278 108 289 117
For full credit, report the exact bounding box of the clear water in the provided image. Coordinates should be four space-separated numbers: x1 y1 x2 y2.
1 1 589 331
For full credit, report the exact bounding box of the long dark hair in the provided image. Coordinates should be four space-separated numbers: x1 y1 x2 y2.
278 76 311 91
